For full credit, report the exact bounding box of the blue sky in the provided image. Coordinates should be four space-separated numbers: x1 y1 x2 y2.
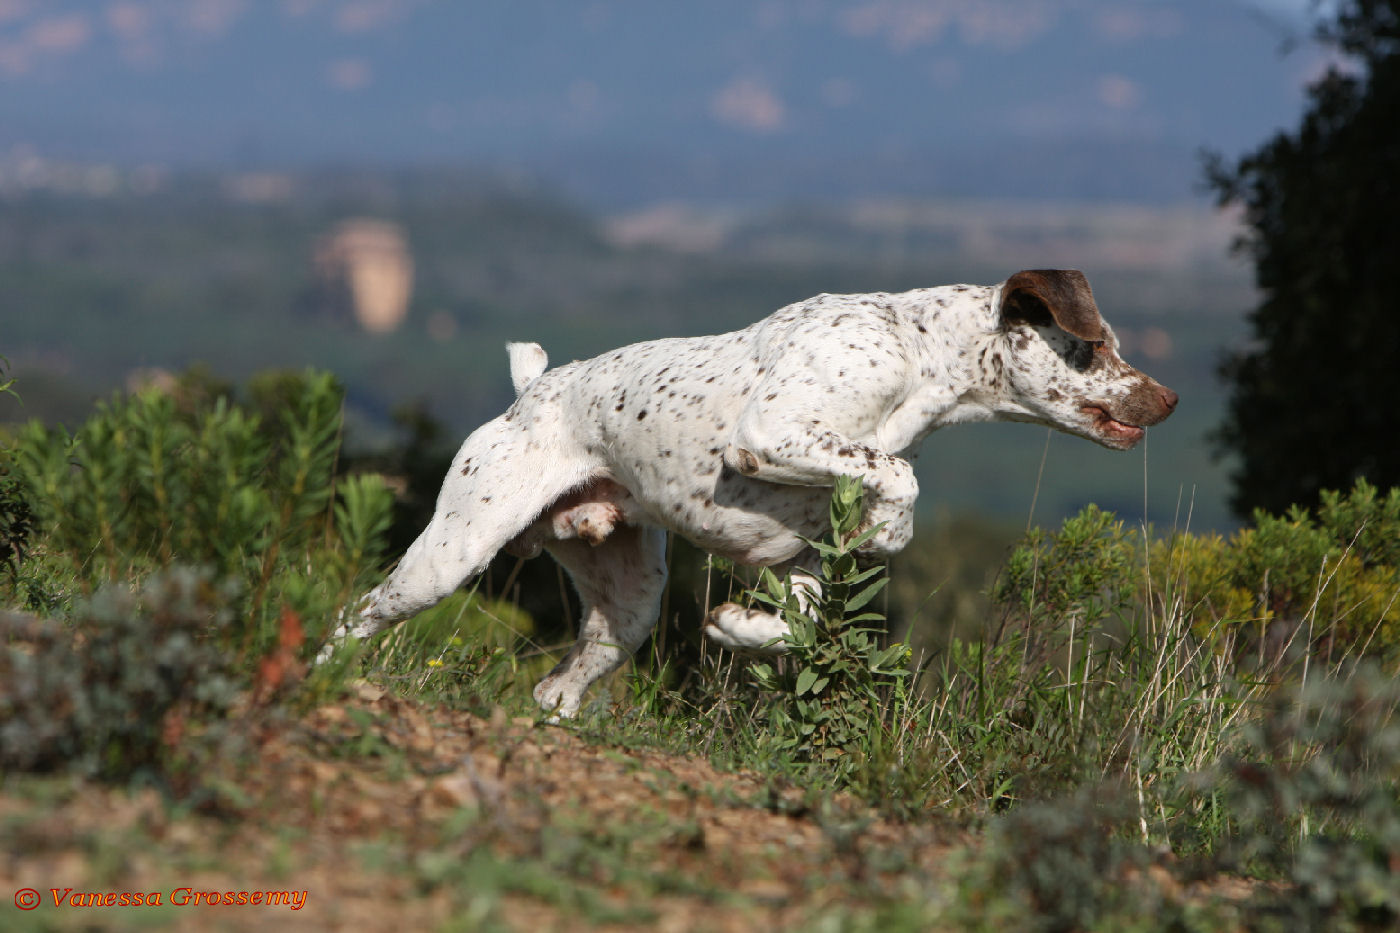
0 1 1341 203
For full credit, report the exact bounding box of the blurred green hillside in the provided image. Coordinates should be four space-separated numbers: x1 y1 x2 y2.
2 167 1247 531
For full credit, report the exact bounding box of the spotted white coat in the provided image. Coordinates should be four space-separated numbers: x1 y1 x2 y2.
320 270 1177 718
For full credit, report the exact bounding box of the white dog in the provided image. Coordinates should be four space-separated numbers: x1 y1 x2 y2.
323 270 1177 717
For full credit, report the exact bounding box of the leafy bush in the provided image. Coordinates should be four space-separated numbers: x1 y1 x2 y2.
0 355 39 604
990 481 1400 668
7 369 394 657
892 500 1264 817
970 492 1400 892
1152 481 1400 660
0 468 34 582
742 476 912 782
0 568 241 782
1210 664 1400 926
994 503 1138 628
0 366 399 792
956 786 1159 933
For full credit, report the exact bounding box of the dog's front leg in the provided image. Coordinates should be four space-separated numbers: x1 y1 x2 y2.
723 400 918 559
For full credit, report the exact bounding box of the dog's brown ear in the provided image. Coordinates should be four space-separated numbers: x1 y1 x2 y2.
1000 270 1105 341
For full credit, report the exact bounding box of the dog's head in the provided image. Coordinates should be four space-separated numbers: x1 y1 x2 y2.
996 269 1177 450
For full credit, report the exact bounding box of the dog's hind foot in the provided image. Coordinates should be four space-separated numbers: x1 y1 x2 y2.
561 502 622 546
505 478 636 557
532 674 586 721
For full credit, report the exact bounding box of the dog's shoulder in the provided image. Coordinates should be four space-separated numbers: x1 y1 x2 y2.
751 289 968 360
764 286 990 329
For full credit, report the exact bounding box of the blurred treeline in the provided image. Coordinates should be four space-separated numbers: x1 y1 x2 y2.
3 168 1244 531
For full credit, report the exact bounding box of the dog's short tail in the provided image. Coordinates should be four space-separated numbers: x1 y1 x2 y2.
506 342 548 397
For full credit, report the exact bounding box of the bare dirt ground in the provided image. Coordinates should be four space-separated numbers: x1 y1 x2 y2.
3 684 974 931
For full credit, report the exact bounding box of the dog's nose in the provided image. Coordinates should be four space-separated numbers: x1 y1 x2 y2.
1159 387 1179 412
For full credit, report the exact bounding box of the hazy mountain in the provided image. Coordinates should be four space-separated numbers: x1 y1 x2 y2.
0 1 1321 205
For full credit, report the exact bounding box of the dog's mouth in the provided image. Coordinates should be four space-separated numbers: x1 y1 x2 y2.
1082 405 1145 447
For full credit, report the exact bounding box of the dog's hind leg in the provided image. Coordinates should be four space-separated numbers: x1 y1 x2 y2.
320 412 589 657
532 525 669 718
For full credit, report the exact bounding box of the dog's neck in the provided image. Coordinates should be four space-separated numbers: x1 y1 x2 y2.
905 284 1018 428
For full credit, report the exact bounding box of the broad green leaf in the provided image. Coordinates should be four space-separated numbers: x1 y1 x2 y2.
845 577 888 613
760 566 785 599
839 565 884 588
844 521 887 552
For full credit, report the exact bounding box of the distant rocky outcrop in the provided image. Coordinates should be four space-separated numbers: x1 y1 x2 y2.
314 219 414 334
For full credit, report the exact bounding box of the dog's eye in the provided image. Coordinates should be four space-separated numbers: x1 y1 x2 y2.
1065 340 1095 371
1089 340 1106 351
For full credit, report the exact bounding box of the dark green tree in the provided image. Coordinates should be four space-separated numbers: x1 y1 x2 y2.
1206 0 1400 517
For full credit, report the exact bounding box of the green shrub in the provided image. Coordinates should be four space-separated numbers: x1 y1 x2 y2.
743 476 913 783
994 503 1138 629
0 366 399 790
13 372 333 578
956 785 1160 933
1211 664 1400 926
0 568 241 782
927 503 1261 815
0 356 38 603
7 368 394 657
991 481 1400 667
1149 483 1400 660
0 460 35 594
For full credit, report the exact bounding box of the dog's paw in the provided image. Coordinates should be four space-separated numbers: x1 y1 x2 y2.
532 675 582 720
704 603 790 654
553 501 621 547
575 512 613 546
